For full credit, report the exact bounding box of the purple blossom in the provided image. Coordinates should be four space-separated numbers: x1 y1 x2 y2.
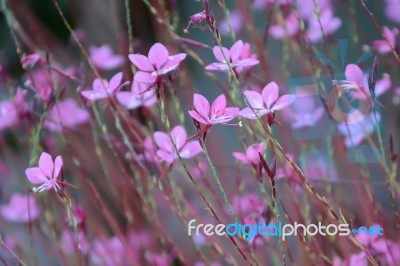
240 81 296 120
232 143 265 165
129 43 187 85
371 26 398 55
218 10 243 36
44 98 90 132
307 10 342 43
0 88 26 131
0 193 40 223
384 0 400 24
25 152 64 193
89 44 124 70
154 125 202 163
80 72 127 102
188 93 240 126
116 80 156 110
204 40 259 72
269 12 299 39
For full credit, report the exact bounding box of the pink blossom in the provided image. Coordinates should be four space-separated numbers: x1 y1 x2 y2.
232 143 265 165
307 10 342 43
219 10 243 36
25 152 64 193
240 81 296 121
80 72 126 102
333 251 367 266
337 64 391 100
205 40 259 72
24 69 53 102
0 88 26 131
0 193 40 223
371 26 398 55
384 0 400 24
89 44 124 70
91 236 127 265
116 80 156 110
136 136 158 163
44 98 90 132
184 10 207 33
21 53 45 68
231 193 266 217
269 12 300 39
297 0 332 19
154 125 202 163
129 43 187 85
60 229 89 255
188 93 240 126
65 205 86 230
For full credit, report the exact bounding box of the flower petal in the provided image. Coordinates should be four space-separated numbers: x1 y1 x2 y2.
262 82 280 109
271 94 296 111
53 156 63 179
204 63 230 71
162 53 187 70
25 167 48 184
148 43 169 68
229 40 244 62
345 64 363 85
134 71 157 84
210 94 227 117
239 107 267 119
109 72 123 92
171 125 187 151
188 110 209 125
156 149 175 164
244 90 264 109
232 152 250 164
80 90 107 101
180 141 202 159
128 54 154 71
154 132 173 153
213 46 230 62
193 94 210 119
39 152 54 178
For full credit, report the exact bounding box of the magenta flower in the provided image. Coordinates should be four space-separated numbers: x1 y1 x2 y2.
269 12 300 39
307 10 342 43
25 152 64 193
184 10 207 33
116 80 156 110
44 98 90 132
297 0 332 19
136 136 158 163
0 88 26 132
154 125 202 163
80 72 127 102
218 10 243 36
0 193 40 223
21 53 45 68
129 43 187 85
384 0 400 24
205 40 259 72
25 69 53 102
89 44 124 70
337 64 391 100
239 81 296 121
188 93 240 126
232 143 265 165
231 193 266 218
372 26 398 55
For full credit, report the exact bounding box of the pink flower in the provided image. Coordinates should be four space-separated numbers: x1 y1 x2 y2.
136 136 158 163
25 152 64 193
240 81 296 121
89 44 124 70
184 10 207 33
44 98 90 132
297 0 332 19
307 10 342 43
80 72 126 102
205 40 259 72
232 143 265 165
0 88 27 132
154 125 202 163
269 12 300 39
188 93 240 126
371 26 398 55
384 0 400 24
116 80 156 110
333 251 367 266
60 229 89 255
24 69 53 102
21 53 45 68
219 10 243 36
231 193 266 217
0 193 40 222
337 64 391 100
129 43 187 85
91 236 127 265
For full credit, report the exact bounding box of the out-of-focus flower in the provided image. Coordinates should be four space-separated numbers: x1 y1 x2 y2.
269 12 300 39
307 10 342 43
89 44 124 70
231 193 266 217
384 0 400 24
154 125 202 163
25 69 53 102
188 93 240 126
44 98 90 132
129 43 186 85
91 236 128 265
205 40 259 72
81 72 126 102
65 205 86 230
136 136 158 163
190 159 208 178
0 193 40 223
297 0 332 19
25 152 64 193
116 80 156 110
335 64 391 100
371 26 398 55
0 88 26 132
145 252 171 266
232 143 265 165
333 251 367 266
337 112 381 147
219 10 243 36
240 82 295 124
21 54 45 68
60 229 89 255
